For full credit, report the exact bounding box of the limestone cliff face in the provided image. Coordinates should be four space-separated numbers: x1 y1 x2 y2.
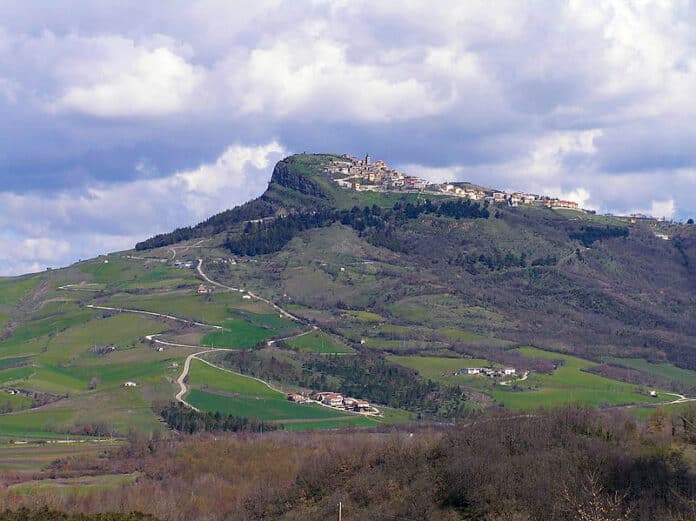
269 157 328 199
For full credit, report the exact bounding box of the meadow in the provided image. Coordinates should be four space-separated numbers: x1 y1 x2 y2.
387 348 667 411
185 359 374 428
489 347 663 409
387 355 490 384
604 357 696 388
285 331 354 354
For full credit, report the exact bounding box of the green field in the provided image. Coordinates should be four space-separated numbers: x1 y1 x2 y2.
202 320 272 349
9 472 140 496
0 356 32 369
0 275 42 307
0 408 78 439
0 441 120 471
281 417 380 430
186 359 374 428
186 389 351 421
604 357 696 387
286 331 354 354
388 356 490 384
489 347 662 410
0 307 96 347
0 366 35 385
106 291 273 326
188 359 278 397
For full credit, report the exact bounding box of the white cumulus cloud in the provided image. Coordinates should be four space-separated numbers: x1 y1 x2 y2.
51 35 204 117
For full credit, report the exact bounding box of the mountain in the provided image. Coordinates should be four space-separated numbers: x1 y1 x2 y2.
1 153 696 521
138 153 696 371
0 153 695 444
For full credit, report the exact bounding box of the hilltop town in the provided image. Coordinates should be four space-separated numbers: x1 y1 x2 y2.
325 154 581 210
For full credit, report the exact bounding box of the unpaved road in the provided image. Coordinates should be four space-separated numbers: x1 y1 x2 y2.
86 304 223 330
197 259 303 322
175 349 222 409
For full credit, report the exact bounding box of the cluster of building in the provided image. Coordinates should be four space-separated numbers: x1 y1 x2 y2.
325 154 428 192
287 391 376 414
325 154 582 210
174 260 195 269
461 367 516 378
438 185 580 210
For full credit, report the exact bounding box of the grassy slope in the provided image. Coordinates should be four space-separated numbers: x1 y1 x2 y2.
286 331 354 354
604 357 696 387
489 347 662 409
387 356 490 385
186 359 362 425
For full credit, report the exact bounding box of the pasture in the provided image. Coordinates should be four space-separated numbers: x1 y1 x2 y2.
185 359 373 429
489 347 662 410
185 390 351 421
202 320 272 349
387 355 490 384
0 441 120 471
286 331 354 354
604 357 696 388
188 359 277 397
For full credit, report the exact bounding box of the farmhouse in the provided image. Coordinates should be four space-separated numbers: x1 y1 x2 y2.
503 368 516 376
197 284 213 294
353 400 371 411
123 381 137 387
322 393 345 407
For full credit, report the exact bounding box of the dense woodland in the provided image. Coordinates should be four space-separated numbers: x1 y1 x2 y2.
225 199 490 256
2 407 695 520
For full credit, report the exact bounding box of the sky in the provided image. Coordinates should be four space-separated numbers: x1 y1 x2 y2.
2 0 696 276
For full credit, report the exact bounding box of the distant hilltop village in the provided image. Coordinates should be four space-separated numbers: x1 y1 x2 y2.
325 154 581 211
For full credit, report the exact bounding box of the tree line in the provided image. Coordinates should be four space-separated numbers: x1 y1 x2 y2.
449 250 559 273
135 198 275 250
304 354 474 418
225 199 490 256
570 224 629 246
160 402 279 434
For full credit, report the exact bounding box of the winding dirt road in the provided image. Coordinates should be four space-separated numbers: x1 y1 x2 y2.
175 349 222 409
197 259 303 322
86 304 223 330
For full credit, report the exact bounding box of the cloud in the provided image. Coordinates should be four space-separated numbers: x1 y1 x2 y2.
224 37 456 122
50 35 204 117
622 199 676 220
2 1 696 272
0 142 286 275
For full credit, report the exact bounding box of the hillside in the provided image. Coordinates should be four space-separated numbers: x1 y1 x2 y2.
138 153 696 371
0 153 694 443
